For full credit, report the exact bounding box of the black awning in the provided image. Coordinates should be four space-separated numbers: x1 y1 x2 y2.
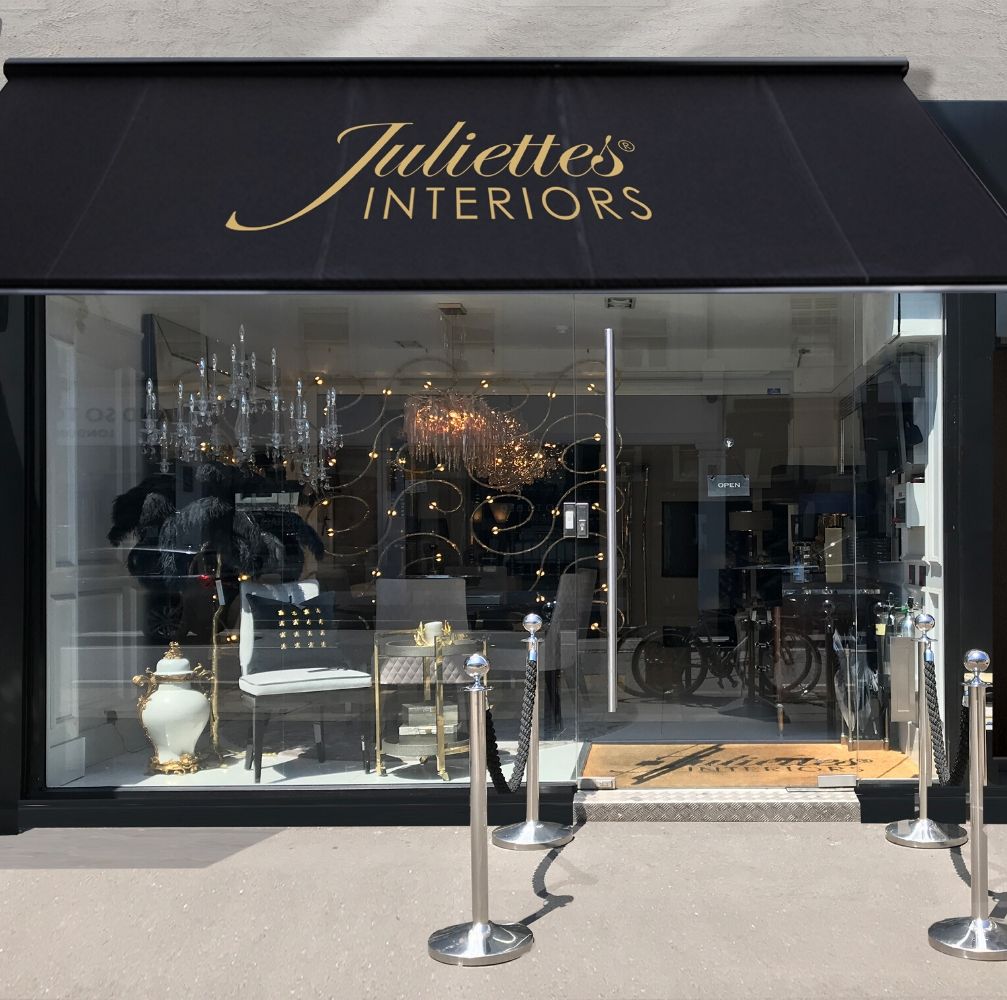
2 57 1007 291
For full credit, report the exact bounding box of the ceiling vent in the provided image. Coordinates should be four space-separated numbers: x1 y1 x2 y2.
605 296 636 310
790 295 839 340
395 339 425 349
437 302 467 317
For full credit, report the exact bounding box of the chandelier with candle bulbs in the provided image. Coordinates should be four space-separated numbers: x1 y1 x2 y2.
140 325 343 488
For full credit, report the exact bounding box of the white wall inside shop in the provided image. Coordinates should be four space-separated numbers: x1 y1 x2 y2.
46 296 146 784
0 0 1005 100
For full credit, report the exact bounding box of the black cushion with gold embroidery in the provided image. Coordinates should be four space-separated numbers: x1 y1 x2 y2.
245 592 338 674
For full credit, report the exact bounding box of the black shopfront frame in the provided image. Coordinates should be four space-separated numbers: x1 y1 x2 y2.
0 286 1000 832
1 66 1007 830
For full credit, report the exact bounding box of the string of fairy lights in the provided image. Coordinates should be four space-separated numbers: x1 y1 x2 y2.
143 324 622 630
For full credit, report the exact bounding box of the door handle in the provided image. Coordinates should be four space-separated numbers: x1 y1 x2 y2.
604 327 618 713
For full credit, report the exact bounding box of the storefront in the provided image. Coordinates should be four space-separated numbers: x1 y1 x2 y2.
1 57 1006 829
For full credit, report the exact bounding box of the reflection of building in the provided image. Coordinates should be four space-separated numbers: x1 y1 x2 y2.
1 58 1007 828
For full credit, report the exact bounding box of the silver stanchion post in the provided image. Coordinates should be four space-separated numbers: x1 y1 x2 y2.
928 649 1007 960
886 613 967 849
428 653 534 966
493 613 574 851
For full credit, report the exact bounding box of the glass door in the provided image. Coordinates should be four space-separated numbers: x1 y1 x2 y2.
576 293 879 789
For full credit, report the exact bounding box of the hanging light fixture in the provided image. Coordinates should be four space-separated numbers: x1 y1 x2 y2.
140 324 342 488
403 389 558 489
487 425 558 489
403 390 499 473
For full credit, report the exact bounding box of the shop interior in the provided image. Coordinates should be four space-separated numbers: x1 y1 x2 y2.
43 291 944 789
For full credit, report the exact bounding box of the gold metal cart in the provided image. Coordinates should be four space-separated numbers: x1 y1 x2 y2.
373 631 486 780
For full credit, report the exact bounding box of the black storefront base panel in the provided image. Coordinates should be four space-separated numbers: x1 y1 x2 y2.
16 783 577 831
856 782 1007 825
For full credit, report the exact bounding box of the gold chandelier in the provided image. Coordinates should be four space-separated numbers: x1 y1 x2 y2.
404 390 557 488
486 414 558 489
404 391 499 473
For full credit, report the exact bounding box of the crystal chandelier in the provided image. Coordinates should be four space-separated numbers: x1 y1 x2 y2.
404 390 557 489
141 325 342 487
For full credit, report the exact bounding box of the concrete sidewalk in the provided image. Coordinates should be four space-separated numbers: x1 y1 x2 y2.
0 823 1003 999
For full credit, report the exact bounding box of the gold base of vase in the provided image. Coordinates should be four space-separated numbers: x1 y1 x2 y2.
147 752 203 775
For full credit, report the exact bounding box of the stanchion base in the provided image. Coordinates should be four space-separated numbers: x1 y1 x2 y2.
492 819 574 851
885 817 967 849
928 917 1007 960
428 919 534 966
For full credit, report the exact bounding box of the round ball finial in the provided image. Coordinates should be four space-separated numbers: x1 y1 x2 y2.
523 613 543 635
964 649 990 674
914 612 936 635
465 653 490 685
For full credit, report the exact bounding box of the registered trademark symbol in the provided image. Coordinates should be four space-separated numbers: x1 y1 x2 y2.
618 139 635 153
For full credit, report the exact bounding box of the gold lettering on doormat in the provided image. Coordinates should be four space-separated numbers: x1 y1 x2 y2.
583 743 918 789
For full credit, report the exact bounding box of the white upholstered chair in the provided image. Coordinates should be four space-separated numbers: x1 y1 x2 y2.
238 579 372 782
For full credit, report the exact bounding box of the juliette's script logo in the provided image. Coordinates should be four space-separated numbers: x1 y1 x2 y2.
226 120 653 229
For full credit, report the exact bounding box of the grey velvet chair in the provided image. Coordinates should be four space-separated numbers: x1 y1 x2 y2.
487 568 597 732
374 577 470 683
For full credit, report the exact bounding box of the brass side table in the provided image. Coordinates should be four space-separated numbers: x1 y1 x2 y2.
373 632 486 780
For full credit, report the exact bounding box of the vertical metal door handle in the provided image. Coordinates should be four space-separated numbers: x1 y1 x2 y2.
604 327 618 713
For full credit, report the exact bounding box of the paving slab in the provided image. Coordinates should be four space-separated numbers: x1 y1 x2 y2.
0 823 1003 999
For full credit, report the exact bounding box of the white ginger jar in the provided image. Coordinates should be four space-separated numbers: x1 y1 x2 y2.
133 642 211 773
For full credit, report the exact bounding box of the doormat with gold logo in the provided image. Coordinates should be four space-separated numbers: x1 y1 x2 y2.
583 742 917 788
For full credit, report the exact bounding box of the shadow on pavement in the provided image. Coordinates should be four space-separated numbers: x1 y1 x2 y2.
0 827 279 869
948 844 1007 918
521 820 596 927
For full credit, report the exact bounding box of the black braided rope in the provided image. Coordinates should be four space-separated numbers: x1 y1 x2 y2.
485 649 539 794
948 700 970 786
921 643 969 786
923 647 950 785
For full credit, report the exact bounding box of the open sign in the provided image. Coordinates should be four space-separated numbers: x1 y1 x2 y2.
707 475 750 498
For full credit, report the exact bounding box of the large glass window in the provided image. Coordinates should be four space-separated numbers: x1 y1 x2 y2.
44 294 590 788
43 291 943 791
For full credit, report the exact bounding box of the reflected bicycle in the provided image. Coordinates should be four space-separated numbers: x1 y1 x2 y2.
630 611 821 701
